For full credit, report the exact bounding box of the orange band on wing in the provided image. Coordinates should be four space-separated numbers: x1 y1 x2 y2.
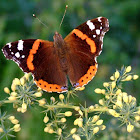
72 29 96 53
35 79 66 93
78 64 98 87
27 39 43 71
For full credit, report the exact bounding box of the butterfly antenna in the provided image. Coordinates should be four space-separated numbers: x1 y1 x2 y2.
33 14 48 28
59 5 68 29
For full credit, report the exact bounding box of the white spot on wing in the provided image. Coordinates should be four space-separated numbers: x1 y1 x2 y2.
93 35 96 38
96 29 100 35
17 40 24 51
11 52 14 55
21 55 25 58
6 43 11 48
86 20 95 30
15 52 20 58
98 17 102 22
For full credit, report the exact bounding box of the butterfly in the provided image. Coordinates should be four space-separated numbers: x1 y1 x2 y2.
2 17 109 93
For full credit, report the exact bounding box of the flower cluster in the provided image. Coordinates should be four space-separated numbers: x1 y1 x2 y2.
0 111 20 139
1 66 140 139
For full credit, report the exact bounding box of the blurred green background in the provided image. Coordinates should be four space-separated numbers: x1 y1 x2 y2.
0 0 140 139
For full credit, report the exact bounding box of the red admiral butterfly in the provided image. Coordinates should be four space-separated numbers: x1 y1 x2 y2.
2 17 109 93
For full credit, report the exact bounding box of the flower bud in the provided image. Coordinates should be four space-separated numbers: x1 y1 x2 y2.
22 103 27 110
0 127 3 132
93 127 99 134
77 118 83 127
70 128 77 134
111 82 116 89
133 75 139 80
96 120 103 125
116 89 121 95
94 88 102 94
101 125 106 130
64 111 72 117
61 118 66 123
34 92 42 97
13 124 20 129
11 83 16 91
58 128 62 135
13 78 21 85
89 105 94 111
123 95 129 103
127 123 134 132
20 77 25 85
59 94 64 100
72 134 81 140
50 96 55 102
48 128 54 134
78 110 83 116
38 98 46 105
110 76 115 80
8 116 15 120
11 92 18 96
92 115 99 123
44 126 49 132
11 119 19 124
99 99 104 105
8 96 16 101
4 87 10 94
115 71 120 79
74 106 80 111
128 95 133 103
135 115 140 121
44 116 49 123
124 75 132 81
103 82 109 87
126 66 131 73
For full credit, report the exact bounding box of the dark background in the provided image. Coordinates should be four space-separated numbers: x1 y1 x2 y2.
0 0 140 139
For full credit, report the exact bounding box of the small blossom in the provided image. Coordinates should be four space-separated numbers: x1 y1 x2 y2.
101 89 106 94
20 77 25 85
21 108 27 113
94 88 102 94
123 75 132 81
44 126 49 132
11 119 19 124
74 118 79 125
99 99 104 105
110 76 115 80
135 115 140 121
101 125 106 130
13 124 20 130
17 107 22 112
126 66 131 73
127 123 134 133
58 128 62 135
13 78 21 85
89 105 94 111
93 127 99 134
59 94 64 100
111 82 116 89
64 111 72 117
8 96 16 101
96 120 103 125
50 96 55 102
70 128 77 134
24 73 30 80
11 83 16 91
117 95 122 101
72 134 81 140
38 98 46 105
105 95 109 99
103 82 109 87
4 87 10 94
61 118 66 123
115 100 123 108
123 95 129 103
77 118 83 127
133 75 139 80
22 103 27 110
92 115 99 123
48 128 54 134
34 92 42 97
8 116 15 120
14 127 21 132
116 89 121 95
44 116 49 123
128 95 133 103
0 127 4 132
11 92 18 96
115 71 120 79
74 106 80 111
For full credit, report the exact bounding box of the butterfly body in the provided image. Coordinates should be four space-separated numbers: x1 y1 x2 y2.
2 17 109 93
